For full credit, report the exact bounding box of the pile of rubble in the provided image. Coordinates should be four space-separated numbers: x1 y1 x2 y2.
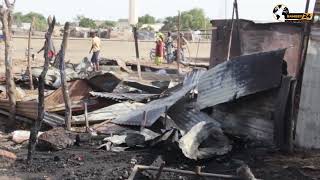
0 49 293 179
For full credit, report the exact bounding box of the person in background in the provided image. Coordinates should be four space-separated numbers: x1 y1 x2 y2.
165 32 174 64
155 33 165 65
89 32 101 71
38 32 56 64
177 32 188 62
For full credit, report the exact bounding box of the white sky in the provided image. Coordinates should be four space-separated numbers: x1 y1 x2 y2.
14 0 316 23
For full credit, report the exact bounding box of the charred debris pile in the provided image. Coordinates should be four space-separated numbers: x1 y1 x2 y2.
0 49 293 179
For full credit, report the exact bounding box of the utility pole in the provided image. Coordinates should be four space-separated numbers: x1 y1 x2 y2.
129 0 141 80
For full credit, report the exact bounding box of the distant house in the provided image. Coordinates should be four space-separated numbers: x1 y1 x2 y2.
140 23 164 32
117 19 130 31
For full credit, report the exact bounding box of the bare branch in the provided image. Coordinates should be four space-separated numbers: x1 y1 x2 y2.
4 0 15 9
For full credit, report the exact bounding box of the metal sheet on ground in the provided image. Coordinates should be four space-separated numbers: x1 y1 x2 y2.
112 70 205 127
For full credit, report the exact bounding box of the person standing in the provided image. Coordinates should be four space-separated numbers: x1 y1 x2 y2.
155 33 164 66
165 32 174 64
38 32 56 64
89 32 101 71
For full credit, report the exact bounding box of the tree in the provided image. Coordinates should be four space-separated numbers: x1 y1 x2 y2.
160 8 210 31
99 20 116 28
79 17 96 28
13 12 47 31
138 14 156 27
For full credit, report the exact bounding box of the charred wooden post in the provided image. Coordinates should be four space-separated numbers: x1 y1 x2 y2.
177 11 181 73
227 1 236 61
58 22 72 130
0 0 17 132
27 17 35 90
27 16 56 163
133 26 142 80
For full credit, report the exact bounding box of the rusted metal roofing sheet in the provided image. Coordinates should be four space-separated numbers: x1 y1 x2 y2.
72 102 144 125
0 100 64 126
112 70 205 127
45 80 92 112
90 92 159 102
197 49 285 110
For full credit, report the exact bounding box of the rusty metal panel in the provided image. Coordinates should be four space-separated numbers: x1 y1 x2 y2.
296 32 320 149
210 19 303 77
112 70 205 127
90 92 159 102
197 50 285 110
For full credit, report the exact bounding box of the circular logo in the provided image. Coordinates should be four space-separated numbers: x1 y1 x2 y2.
273 4 290 22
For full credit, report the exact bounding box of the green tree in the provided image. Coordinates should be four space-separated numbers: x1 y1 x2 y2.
99 20 116 28
138 14 156 26
79 17 96 28
161 8 210 31
13 12 47 31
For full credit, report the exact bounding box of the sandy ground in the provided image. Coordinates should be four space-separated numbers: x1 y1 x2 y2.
0 37 210 75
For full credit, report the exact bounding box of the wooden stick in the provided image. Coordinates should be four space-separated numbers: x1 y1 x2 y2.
128 165 258 180
140 111 147 131
59 22 72 130
133 26 142 80
177 11 181 73
155 162 166 180
84 102 89 132
27 16 56 163
227 1 236 61
164 106 168 128
27 17 35 90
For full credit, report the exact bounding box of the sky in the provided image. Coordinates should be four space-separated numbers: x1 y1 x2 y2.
13 0 316 23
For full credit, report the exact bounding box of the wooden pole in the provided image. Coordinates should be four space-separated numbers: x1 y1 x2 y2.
234 0 242 55
0 0 17 132
133 26 142 80
177 11 181 73
59 22 72 130
28 16 56 163
227 1 235 61
27 17 35 90
84 102 89 132
155 162 166 180
128 165 258 180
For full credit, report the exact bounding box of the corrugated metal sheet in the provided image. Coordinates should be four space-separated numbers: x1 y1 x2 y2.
168 97 221 134
123 80 163 94
88 72 123 92
112 70 205 127
0 101 64 126
197 49 285 110
90 92 159 102
296 32 320 149
72 102 144 125
45 80 93 112
211 90 277 143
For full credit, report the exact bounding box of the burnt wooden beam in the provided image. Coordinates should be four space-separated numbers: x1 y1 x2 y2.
58 22 72 130
0 0 17 132
27 16 56 163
